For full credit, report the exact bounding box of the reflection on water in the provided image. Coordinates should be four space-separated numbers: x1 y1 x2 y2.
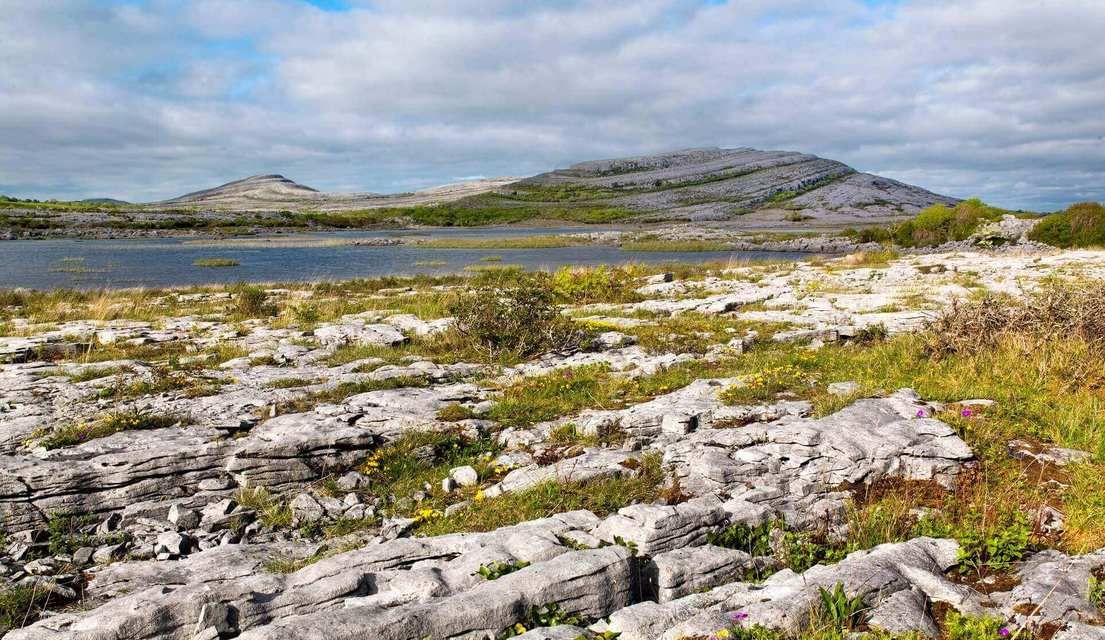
0 227 813 289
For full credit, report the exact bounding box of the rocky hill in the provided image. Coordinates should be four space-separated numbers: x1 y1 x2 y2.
509 147 959 222
150 174 518 212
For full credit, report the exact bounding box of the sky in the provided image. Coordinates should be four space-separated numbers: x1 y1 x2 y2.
1 0 1103 210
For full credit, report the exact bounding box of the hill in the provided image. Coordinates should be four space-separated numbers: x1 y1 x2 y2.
152 174 518 212
504 147 958 222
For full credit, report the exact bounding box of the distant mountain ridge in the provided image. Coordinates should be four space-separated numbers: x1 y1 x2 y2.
151 174 518 212
148 147 957 223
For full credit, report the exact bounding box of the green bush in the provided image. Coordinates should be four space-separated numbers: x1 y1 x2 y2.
706 521 774 556
840 226 893 244
46 512 96 555
448 273 584 361
1028 202 1105 248
550 265 642 304
893 199 1007 247
231 284 275 318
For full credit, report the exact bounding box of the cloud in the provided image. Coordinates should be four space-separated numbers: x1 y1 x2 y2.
0 0 1102 210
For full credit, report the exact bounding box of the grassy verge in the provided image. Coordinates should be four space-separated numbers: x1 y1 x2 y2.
621 239 735 252
413 235 577 249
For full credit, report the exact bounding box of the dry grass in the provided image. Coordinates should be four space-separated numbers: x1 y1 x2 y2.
926 280 1105 358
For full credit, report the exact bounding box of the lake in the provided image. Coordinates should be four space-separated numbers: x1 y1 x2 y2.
0 227 813 289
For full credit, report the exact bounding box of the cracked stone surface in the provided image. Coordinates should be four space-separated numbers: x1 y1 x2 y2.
4 247 1105 639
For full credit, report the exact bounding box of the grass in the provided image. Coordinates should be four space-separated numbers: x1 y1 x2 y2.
192 258 240 267
834 249 900 269
415 453 666 536
0 585 54 634
234 487 293 529
487 365 622 428
264 377 319 389
621 239 735 252
413 235 575 249
721 330 1105 553
360 430 500 518
39 410 184 449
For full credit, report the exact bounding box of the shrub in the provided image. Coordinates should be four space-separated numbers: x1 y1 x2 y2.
840 226 893 244
954 513 1032 575
550 265 642 304
1028 202 1105 248
894 199 1007 247
448 273 584 361
46 512 96 555
778 529 847 572
231 284 275 318
924 280 1105 357
706 521 774 556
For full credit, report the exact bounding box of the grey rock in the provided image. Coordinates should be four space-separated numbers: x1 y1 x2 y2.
1000 549 1105 630
193 602 234 638
868 588 940 638
290 493 325 526
336 471 367 491
155 531 190 558
449 465 479 487
1054 622 1105 640
92 542 126 564
169 504 201 530
649 545 761 602
72 546 96 566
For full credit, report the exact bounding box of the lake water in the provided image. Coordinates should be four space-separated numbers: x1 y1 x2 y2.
0 227 813 289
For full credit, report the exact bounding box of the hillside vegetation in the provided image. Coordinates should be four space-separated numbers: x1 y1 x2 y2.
1028 202 1105 248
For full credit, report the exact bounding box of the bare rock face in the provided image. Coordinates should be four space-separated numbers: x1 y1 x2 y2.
514 147 958 222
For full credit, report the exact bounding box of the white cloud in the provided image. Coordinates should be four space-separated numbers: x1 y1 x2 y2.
0 0 1102 210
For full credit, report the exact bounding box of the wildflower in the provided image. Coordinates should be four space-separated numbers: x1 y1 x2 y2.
961 408 973 417
474 489 485 502
999 627 1011 637
716 630 731 639
729 611 749 624
916 409 927 418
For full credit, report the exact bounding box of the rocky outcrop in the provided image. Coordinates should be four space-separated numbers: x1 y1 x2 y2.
517 147 957 222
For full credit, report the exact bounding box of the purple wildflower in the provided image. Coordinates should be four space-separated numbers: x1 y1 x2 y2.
729 611 749 623
916 409 927 418
961 408 973 417
999 627 1011 638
